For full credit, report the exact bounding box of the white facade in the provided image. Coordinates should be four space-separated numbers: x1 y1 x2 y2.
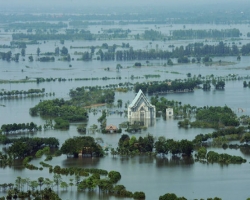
166 108 174 118
128 90 156 120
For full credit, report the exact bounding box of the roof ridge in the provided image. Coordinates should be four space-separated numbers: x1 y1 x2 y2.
129 89 154 108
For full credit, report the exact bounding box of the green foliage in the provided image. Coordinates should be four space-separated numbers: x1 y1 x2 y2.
69 87 115 105
159 193 178 200
30 98 88 122
118 134 154 154
195 106 239 127
196 147 207 160
39 162 52 168
133 191 146 199
22 156 33 165
108 171 121 183
135 79 201 94
60 136 104 157
6 137 58 159
143 29 162 40
172 29 240 39
1 122 39 133
54 118 70 130
60 46 68 55
155 138 193 156
35 149 43 158
77 124 87 133
38 56 55 62
12 30 93 41
206 151 246 164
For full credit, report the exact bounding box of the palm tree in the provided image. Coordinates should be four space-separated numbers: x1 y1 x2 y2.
53 174 62 192
38 177 44 191
69 179 74 191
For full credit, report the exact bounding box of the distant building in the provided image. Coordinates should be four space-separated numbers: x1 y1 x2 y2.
105 125 118 133
166 108 174 118
128 90 156 122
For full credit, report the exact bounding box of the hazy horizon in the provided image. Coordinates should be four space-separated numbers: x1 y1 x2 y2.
1 0 250 14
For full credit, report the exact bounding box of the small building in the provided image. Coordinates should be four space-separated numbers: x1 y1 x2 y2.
166 108 174 118
105 125 118 133
128 90 156 121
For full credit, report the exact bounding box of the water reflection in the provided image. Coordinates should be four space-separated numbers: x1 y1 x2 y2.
155 156 195 167
1 24 250 200
61 157 101 168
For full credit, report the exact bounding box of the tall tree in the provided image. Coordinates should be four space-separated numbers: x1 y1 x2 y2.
37 47 40 56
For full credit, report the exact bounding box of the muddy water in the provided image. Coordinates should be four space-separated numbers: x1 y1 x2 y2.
1 24 250 199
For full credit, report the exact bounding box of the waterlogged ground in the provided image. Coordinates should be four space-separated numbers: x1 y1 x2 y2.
1 24 250 199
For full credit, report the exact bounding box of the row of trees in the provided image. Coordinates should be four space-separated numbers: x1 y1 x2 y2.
12 31 94 41
115 42 242 61
29 98 88 122
196 147 246 164
60 136 104 157
69 87 115 106
159 192 222 200
195 105 239 127
0 88 45 97
8 22 67 29
155 137 193 156
1 137 59 159
178 106 239 128
134 79 201 94
1 11 249 24
1 122 40 134
3 41 250 63
113 134 194 156
172 28 240 39
192 127 245 146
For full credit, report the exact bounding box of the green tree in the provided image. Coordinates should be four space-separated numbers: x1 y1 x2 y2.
197 147 207 160
29 181 39 191
155 136 168 156
38 177 44 191
117 99 123 108
108 171 121 183
60 46 68 55
180 139 193 156
21 48 25 57
116 64 122 72
55 47 59 56
60 181 68 191
28 55 33 62
159 193 179 200
53 174 62 192
37 47 40 56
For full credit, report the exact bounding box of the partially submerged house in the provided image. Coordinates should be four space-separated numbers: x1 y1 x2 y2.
128 90 156 126
105 125 118 133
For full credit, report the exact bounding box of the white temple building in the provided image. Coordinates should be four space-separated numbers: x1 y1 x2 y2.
128 90 156 122
166 108 174 118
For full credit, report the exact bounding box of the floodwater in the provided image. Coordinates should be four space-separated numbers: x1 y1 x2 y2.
1 24 250 199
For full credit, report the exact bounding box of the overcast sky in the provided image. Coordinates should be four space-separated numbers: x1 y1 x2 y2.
1 0 250 13
1 0 249 7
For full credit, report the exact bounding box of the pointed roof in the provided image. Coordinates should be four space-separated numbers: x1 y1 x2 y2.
129 89 154 109
105 125 117 130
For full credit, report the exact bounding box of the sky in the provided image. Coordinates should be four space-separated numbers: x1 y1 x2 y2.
1 0 250 14
1 0 249 7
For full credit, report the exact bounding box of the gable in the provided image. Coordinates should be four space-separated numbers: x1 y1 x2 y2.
129 89 154 110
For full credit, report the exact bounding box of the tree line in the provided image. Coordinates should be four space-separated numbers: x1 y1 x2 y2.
171 28 240 39
1 122 41 134
0 137 59 159
134 79 202 94
3 41 250 63
29 98 88 122
0 88 45 98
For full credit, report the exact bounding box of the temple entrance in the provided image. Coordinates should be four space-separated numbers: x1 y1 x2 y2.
140 107 145 120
